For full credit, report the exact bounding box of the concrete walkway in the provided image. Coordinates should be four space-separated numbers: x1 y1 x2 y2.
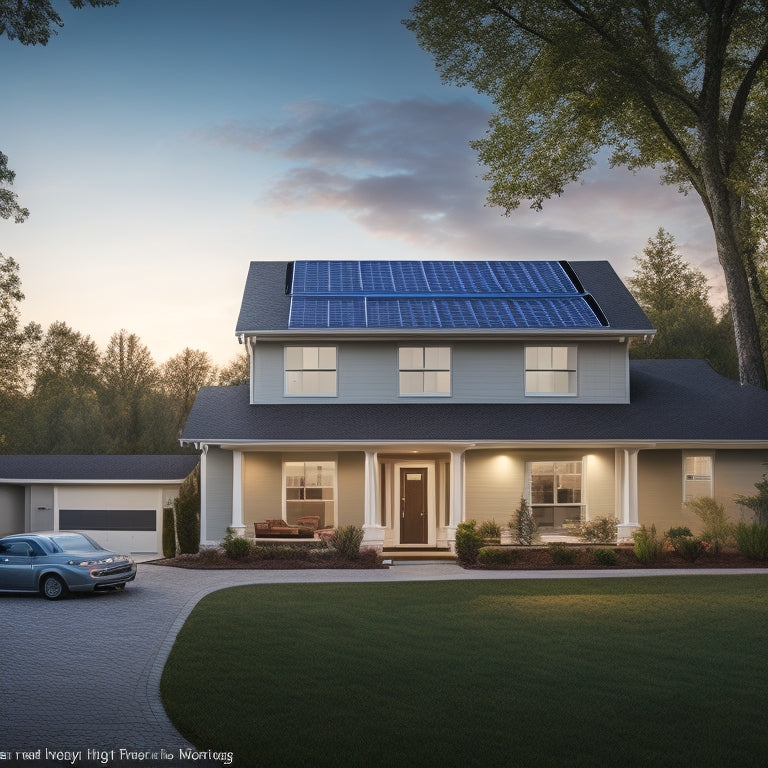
2 562 766 766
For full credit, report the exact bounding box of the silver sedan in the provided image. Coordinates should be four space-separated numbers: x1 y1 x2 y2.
0 532 137 600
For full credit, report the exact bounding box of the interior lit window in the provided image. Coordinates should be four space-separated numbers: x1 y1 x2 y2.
525 346 577 395
284 460 335 527
285 347 337 396
528 460 583 528
399 346 451 396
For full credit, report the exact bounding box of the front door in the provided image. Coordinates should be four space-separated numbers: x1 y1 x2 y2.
400 468 428 544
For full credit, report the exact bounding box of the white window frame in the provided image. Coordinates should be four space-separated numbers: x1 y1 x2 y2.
284 346 337 396
398 346 451 396
283 458 337 527
682 453 714 502
525 345 578 396
525 459 585 527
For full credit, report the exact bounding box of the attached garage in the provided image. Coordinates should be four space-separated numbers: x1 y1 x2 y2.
0 455 199 556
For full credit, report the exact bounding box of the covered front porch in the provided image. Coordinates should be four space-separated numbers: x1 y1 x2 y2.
201 441 648 549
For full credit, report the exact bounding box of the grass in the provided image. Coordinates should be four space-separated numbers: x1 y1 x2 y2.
161 576 768 767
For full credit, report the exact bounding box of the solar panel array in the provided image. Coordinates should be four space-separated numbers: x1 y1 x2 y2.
287 261 606 330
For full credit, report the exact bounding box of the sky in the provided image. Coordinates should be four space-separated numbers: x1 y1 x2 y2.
0 0 721 367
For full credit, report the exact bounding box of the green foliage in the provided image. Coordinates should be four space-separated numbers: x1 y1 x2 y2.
222 531 254 560
685 497 733 554
670 536 708 563
511 497 537 546
329 525 364 559
734 522 768 561
175 466 200 555
405 1 768 387
455 520 483 564
633 524 664 565
162 507 176 559
590 548 617 567
734 474 768 526
667 526 693 539
578 516 617 544
477 546 520 566
478 519 501 539
548 542 577 565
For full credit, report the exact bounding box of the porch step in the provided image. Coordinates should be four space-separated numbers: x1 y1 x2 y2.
382 548 457 563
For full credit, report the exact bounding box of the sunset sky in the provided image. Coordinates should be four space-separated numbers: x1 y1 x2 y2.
0 0 719 366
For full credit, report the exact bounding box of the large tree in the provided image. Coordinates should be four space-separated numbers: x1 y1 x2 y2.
406 1 768 387
161 348 216 438
0 0 119 222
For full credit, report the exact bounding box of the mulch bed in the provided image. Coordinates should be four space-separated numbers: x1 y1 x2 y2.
150 548 386 570
468 545 768 570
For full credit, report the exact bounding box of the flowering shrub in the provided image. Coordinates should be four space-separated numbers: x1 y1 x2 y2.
671 535 708 563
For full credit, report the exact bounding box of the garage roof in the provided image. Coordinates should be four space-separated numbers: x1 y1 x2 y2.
0 455 199 482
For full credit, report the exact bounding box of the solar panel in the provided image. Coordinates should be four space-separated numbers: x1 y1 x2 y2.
287 261 606 329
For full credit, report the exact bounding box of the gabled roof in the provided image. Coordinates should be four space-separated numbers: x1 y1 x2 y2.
0 455 199 482
181 360 768 444
235 260 654 335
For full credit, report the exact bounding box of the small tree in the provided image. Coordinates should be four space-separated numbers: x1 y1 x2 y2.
734 475 768 526
511 498 537 546
162 507 176 558
174 465 200 555
685 497 733 554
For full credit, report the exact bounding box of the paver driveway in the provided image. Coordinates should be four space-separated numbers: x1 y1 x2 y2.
3 561 765 766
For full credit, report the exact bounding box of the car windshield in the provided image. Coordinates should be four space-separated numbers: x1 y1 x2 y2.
47 533 104 553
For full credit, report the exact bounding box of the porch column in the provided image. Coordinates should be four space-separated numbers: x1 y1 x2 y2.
230 450 246 537
362 449 385 550
616 448 640 542
199 445 208 544
447 449 466 552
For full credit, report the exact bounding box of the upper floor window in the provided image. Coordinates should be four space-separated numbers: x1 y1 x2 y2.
525 346 577 396
683 454 713 501
284 347 337 396
399 346 451 396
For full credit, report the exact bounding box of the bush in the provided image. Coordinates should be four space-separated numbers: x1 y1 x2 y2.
511 498 538 545
670 535 708 563
734 522 768 560
478 519 501 539
666 526 693 539
456 520 484 565
578 517 618 543
330 525 364 559
477 547 520 566
590 547 617 566
685 497 733 554
548 542 578 565
162 507 176 558
222 531 255 559
633 524 664 565
175 466 201 555
734 474 768 526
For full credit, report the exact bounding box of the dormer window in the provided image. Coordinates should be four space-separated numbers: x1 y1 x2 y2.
525 345 577 396
399 346 451 396
285 347 337 396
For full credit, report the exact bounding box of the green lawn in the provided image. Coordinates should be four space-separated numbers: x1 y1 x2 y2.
161 576 768 767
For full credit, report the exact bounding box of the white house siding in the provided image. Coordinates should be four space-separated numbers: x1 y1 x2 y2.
250 339 630 405
56 485 166 554
205 447 234 543
0 485 24 535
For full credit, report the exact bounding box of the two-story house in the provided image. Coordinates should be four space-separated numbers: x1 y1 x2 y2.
181 259 768 551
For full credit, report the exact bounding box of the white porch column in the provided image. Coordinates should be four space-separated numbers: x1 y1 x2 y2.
230 450 246 537
616 448 640 542
447 449 466 551
199 445 208 544
362 449 385 550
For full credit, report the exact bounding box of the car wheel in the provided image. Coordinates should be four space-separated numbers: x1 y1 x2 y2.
41 575 68 601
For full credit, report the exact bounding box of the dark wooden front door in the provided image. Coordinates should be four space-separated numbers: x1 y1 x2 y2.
400 468 428 544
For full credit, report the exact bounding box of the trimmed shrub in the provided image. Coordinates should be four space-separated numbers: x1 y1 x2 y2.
685 497 733 554
477 547 520 566
670 535 708 563
734 522 768 560
511 498 537 545
548 542 578 565
222 531 254 559
590 547 618 566
479 519 501 539
175 465 201 555
456 520 484 565
330 525 364 559
633 524 664 565
162 507 176 558
578 516 618 543
667 526 693 539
